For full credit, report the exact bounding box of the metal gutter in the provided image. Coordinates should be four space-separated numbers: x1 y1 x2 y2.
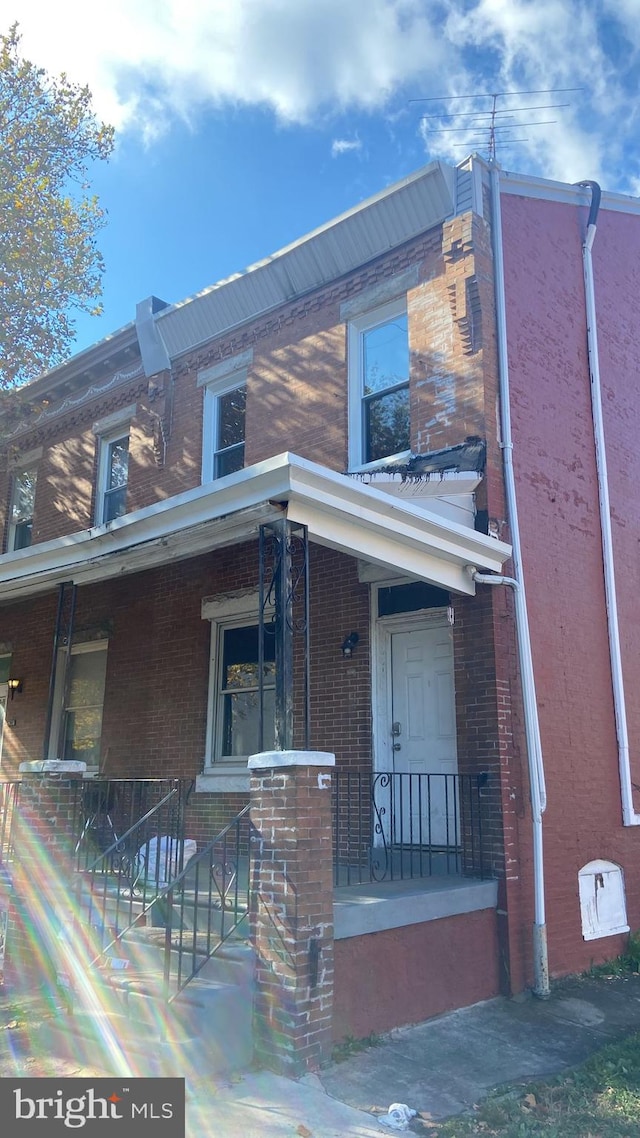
576 180 640 827
499 168 640 216
487 164 550 1000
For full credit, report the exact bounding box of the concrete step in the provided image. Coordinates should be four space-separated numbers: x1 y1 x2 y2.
117 932 255 987
40 971 254 1077
75 876 248 939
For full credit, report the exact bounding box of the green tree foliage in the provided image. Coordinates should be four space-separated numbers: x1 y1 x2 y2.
0 24 114 391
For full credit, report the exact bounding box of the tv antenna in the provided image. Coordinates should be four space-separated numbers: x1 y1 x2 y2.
410 88 583 162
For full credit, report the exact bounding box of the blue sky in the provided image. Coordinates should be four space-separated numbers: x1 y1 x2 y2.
5 0 640 356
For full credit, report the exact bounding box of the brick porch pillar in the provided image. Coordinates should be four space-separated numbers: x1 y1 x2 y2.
7 772 84 983
249 750 335 1076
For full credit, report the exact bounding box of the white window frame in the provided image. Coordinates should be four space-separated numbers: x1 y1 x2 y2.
48 640 108 769
93 406 136 527
347 296 411 472
7 467 38 552
201 370 247 484
95 427 130 526
198 591 273 791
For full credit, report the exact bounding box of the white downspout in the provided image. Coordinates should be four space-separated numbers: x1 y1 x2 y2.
483 165 550 998
576 181 640 827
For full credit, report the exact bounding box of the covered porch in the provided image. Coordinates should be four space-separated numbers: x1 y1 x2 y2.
0 452 512 1063
0 766 501 1061
0 451 510 883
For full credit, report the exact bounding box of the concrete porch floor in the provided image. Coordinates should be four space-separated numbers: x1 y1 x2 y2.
333 875 497 939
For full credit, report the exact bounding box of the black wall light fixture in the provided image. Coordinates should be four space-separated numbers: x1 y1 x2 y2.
341 632 359 659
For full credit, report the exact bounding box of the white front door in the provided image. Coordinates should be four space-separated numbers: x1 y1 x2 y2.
377 615 459 847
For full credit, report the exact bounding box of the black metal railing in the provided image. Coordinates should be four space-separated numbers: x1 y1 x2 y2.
161 804 251 1001
2 775 251 1005
72 778 192 875
333 770 489 886
71 778 193 952
87 803 251 1003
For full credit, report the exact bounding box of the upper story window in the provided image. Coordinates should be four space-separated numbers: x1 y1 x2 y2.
198 350 252 485
348 298 410 470
8 468 37 551
203 375 247 482
97 429 129 524
93 404 135 527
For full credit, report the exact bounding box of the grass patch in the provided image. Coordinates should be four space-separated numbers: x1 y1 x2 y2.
431 1032 640 1136
587 932 640 981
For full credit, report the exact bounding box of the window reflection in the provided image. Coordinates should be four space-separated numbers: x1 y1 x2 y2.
219 624 275 756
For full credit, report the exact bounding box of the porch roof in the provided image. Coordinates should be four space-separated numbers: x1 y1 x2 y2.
0 453 511 603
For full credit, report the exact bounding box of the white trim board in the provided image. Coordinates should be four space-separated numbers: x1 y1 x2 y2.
0 452 511 602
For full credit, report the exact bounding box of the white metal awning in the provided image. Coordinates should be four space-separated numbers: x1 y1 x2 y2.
0 453 511 603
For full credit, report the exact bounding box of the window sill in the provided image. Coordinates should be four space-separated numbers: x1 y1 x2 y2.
196 768 250 793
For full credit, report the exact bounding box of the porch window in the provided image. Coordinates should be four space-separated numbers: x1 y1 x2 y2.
202 374 246 482
217 623 275 759
50 641 108 766
348 298 410 469
97 431 129 524
8 468 37 551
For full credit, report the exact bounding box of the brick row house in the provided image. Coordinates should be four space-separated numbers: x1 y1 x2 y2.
1 155 639 1056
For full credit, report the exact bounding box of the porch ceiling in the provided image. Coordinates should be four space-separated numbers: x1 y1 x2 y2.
0 453 511 603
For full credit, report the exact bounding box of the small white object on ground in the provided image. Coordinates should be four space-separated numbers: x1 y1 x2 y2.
378 1103 417 1130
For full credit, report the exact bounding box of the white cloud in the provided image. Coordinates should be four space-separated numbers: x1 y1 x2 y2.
3 0 640 191
4 0 446 130
331 138 363 158
425 0 640 190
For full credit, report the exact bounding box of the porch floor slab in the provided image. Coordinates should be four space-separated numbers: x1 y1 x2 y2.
334 875 497 939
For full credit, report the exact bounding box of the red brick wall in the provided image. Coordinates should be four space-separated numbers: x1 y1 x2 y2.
501 192 640 981
333 908 500 1040
0 376 150 545
0 542 372 783
4 776 84 984
0 205 515 1005
1 213 491 547
250 762 335 1074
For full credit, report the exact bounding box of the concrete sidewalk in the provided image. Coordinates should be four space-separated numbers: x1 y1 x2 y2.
318 972 640 1126
3 972 640 1135
187 1069 383 1138
189 971 640 1134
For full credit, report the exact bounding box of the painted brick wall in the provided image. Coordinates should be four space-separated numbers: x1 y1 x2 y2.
501 191 640 981
333 908 500 1040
